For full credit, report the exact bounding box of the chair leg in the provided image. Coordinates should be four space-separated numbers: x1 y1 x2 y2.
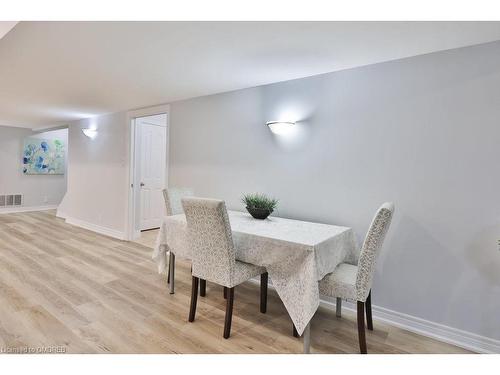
357 301 367 354
292 324 299 338
223 286 227 299
366 291 373 331
188 276 199 322
336 297 342 318
167 255 170 284
169 253 175 294
303 322 311 354
260 272 268 313
223 287 235 339
200 279 206 297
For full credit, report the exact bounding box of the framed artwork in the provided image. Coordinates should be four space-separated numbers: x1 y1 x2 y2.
22 138 65 175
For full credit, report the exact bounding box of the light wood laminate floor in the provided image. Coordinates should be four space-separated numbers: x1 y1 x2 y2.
0 210 471 354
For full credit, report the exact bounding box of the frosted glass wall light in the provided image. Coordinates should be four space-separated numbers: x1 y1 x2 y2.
82 128 98 139
266 121 295 135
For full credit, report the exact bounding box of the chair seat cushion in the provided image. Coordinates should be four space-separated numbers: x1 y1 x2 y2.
230 261 266 287
319 263 358 301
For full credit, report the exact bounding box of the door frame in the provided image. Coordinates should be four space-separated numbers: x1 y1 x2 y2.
126 104 170 240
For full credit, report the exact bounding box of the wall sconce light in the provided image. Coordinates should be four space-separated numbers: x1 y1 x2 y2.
266 121 295 135
82 128 98 139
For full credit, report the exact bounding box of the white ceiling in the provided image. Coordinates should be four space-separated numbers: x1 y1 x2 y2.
1 21 500 129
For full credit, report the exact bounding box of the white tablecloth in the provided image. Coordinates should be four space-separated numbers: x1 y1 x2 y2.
152 210 357 335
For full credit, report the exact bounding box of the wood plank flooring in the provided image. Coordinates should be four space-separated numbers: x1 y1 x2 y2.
0 210 471 353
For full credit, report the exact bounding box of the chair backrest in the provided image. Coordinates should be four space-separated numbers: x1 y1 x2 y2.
182 197 236 287
163 187 194 216
355 202 395 301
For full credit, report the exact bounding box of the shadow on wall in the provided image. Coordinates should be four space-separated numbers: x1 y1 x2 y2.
375 214 467 323
464 223 500 336
465 223 500 286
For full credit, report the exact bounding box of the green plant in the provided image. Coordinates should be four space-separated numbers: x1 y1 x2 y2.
241 193 278 212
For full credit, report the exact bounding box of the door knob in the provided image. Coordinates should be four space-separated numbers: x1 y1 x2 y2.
140 182 145 187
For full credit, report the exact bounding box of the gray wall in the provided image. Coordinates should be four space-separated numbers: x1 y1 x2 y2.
57 112 129 233
0 126 68 208
169 41 500 340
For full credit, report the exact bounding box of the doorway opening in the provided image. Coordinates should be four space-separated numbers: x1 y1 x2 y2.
129 113 168 241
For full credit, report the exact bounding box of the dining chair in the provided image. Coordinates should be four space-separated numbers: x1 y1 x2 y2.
318 202 395 353
163 187 194 294
182 197 268 339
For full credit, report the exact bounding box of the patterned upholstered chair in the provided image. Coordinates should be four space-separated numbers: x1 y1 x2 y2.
163 187 194 216
163 187 194 294
182 197 268 339
319 202 394 354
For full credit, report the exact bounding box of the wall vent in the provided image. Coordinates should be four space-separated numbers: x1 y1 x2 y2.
14 195 22 206
0 194 23 207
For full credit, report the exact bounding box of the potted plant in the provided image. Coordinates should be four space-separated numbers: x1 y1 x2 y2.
241 193 278 220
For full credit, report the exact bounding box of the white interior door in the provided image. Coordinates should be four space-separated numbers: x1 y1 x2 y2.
137 115 167 230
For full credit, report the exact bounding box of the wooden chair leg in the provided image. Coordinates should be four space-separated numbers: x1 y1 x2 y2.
292 324 299 338
366 291 373 331
357 301 367 354
188 277 199 322
167 255 170 284
223 286 227 299
260 272 268 313
169 253 175 294
200 279 206 297
223 287 235 339
336 297 342 317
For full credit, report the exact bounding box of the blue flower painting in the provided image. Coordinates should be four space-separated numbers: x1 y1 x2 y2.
22 138 65 175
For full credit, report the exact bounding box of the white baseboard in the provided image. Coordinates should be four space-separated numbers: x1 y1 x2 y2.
320 299 500 354
249 278 499 354
376 304 500 354
319 298 500 354
55 209 67 219
0 205 58 214
63 216 127 240
133 230 141 240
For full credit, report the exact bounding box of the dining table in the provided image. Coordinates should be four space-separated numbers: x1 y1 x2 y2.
152 210 358 353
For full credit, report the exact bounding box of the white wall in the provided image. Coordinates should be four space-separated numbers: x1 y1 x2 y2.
168 41 500 344
57 112 129 236
0 125 68 209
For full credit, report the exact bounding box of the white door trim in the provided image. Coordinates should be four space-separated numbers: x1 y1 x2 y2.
126 104 170 240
